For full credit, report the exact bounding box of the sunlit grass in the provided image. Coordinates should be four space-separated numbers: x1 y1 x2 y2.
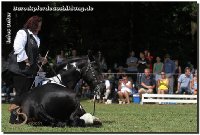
1 100 197 133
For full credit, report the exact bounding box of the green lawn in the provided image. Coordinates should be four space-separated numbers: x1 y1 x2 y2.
1 100 198 133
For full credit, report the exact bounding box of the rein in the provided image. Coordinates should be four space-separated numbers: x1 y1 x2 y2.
85 61 101 116
92 84 101 116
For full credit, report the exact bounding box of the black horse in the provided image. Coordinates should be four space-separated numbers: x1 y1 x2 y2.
9 53 105 127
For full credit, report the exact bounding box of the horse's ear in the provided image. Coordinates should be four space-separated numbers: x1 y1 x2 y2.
87 50 95 61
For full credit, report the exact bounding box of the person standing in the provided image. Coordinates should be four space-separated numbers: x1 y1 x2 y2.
145 50 153 73
137 52 148 89
153 56 163 81
126 50 138 82
163 54 175 94
8 16 47 124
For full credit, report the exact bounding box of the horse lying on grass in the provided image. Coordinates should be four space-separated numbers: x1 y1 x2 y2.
15 83 102 127
9 53 105 127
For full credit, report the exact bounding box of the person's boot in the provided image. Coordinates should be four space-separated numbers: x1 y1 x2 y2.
8 104 20 124
9 107 21 124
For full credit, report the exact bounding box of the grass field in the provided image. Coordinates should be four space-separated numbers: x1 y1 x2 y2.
1 100 198 133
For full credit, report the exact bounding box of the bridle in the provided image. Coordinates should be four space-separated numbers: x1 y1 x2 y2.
84 59 103 116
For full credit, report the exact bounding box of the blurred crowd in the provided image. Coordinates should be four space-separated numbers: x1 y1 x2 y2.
2 49 198 104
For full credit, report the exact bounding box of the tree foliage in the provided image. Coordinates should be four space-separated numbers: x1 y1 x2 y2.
2 2 198 68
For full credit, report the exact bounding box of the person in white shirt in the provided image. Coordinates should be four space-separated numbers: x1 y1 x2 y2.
56 50 66 65
103 75 111 101
8 16 47 124
118 75 133 104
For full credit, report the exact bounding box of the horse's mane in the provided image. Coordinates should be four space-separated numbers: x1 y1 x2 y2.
55 56 88 72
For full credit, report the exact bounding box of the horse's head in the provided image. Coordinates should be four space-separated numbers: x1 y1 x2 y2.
53 51 105 95
80 51 105 96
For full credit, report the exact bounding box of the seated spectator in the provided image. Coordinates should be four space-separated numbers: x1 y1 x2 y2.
138 68 156 98
2 81 11 102
190 71 197 95
115 66 125 90
177 67 193 94
118 75 132 104
81 80 91 98
157 72 169 94
56 50 66 65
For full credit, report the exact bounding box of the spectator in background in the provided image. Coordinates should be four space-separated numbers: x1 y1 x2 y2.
56 50 66 65
186 61 195 74
107 68 115 82
177 67 193 94
174 59 182 93
116 66 125 80
191 70 197 95
102 75 111 102
144 50 149 59
126 50 138 82
2 81 12 102
107 68 115 92
81 80 91 98
138 68 156 98
72 49 77 58
163 54 175 94
118 75 132 104
174 60 182 76
157 72 169 94
137 52 148 89
153 56 164 82
145 50 153 73
98 51 107 72
112 66 125 102
137 52 148 73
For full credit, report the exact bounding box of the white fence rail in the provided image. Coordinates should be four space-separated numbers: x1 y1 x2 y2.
141 94 197 104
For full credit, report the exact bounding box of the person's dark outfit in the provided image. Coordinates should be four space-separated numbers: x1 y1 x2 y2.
9 29 39 124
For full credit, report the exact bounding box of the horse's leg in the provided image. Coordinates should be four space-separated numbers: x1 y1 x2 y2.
69 104 86 127
36 104 67 127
